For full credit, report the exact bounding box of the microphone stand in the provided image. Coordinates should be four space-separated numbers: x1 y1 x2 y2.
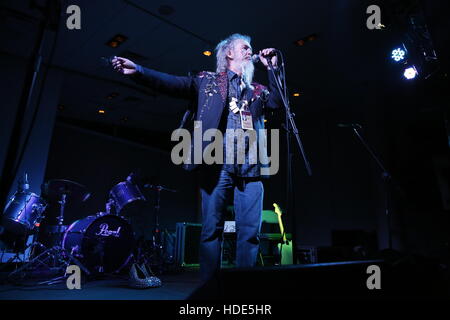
267 58 312 177
350 126 394 250
267 56 312 264
143 184 176 270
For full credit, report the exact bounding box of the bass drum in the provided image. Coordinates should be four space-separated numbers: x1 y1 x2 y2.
62 214 134 274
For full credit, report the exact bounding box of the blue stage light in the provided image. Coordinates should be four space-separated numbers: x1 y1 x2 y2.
391 47 406 62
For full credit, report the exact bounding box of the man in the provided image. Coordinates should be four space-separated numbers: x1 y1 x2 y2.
112 33 281 281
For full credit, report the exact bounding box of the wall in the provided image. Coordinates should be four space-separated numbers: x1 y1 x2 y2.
44 122 200 237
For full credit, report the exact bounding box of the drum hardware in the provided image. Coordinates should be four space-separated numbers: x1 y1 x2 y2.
2 173 47 235
3 173 174 286
105 199 114 215
61 214 134 274
1 173 46 268
40 179 90 226
8 244 91 284
2 194 46 235
37 224 68 249
56 193 67 226
142 183 176 271
0 234 39 269
35 179 91 249
109 179 146 216
7 179 92 284
38 179 91 247
41 179 91 204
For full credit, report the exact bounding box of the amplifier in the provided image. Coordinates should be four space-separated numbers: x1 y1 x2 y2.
297 246 318 264
175 222 202 267
175 222 236 267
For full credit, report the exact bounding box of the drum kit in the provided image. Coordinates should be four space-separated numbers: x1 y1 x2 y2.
1 173 175 285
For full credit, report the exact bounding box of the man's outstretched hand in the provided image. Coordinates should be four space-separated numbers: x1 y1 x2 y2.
111 56 137 75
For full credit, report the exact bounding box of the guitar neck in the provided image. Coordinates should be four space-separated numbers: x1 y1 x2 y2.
274 204 287 242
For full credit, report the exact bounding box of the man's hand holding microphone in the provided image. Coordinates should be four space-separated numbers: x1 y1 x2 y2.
111 56 137 75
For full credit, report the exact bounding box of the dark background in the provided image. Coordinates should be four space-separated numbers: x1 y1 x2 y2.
1 0 449 260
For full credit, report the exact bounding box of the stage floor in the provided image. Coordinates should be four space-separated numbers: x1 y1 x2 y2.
1 260 448 300
0 269 202 300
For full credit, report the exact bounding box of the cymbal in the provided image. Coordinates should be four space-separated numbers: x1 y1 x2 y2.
41 179 91 202
143 184 176 193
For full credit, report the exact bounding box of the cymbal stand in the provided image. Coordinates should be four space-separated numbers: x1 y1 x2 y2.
8 245 90 285
105 198 115 215
56 193 67 226
153 186 163 263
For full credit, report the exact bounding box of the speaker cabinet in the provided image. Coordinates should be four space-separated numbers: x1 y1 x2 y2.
175 222 202 267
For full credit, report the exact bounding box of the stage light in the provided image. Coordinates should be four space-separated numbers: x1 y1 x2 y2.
107 92 119 99
108 41 119 48
106 34 128 48
403 66 418 80
115 35 126 42
392 48 405 62
293 93 300 97
294 33 318 47
203 50 212 56
391 44 407 62
98 109 105 114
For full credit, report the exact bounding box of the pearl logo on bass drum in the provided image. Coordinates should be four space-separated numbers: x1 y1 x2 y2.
95 223 121 237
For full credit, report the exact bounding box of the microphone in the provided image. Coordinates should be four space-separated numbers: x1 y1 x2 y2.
337 123 362 129
100 56 114 67
252 51 277 63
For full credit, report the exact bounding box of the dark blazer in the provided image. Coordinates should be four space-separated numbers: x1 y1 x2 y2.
131 65 282 174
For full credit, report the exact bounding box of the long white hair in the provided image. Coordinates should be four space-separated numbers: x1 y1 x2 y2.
215 33 254 88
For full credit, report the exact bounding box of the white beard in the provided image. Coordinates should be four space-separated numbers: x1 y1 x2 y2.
240 60 255 89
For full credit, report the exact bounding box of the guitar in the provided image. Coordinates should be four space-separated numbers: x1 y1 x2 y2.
273 203 293 265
